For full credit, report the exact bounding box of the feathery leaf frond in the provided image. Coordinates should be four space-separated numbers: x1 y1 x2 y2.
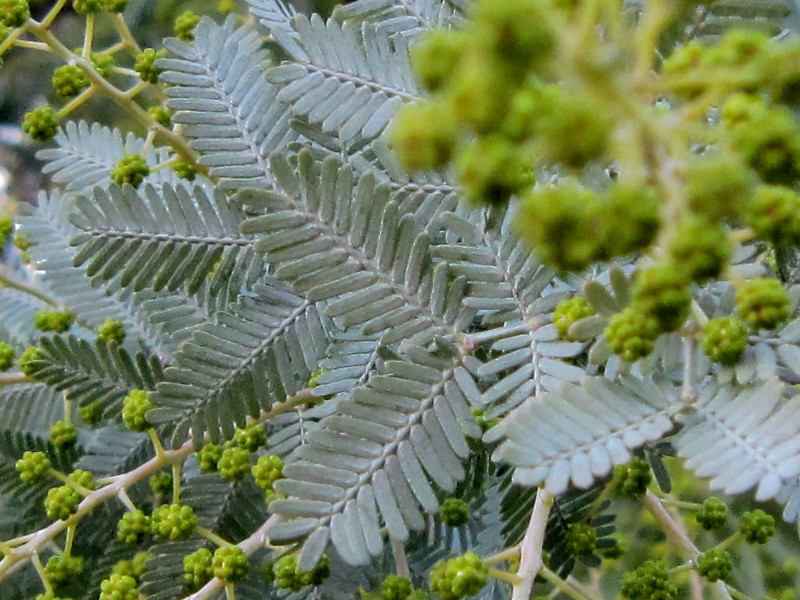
676 379 800 501
28 335 163 419
160 16 296 190
239 151 474 345
68 183 253 296
266 17 418 143
149 281 327 447
267 346 481 567
488 376 679 494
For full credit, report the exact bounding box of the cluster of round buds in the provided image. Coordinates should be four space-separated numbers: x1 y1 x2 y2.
150 503 197 541
272 554 331 591
122 389 153 432
33 310 74 333
429 552 489 600
620 560 678 600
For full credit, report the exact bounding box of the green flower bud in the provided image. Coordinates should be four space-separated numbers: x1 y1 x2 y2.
148 105 172 128
73 0 105 14
49 420 78 449
439 498 470 527
667 216 730 283
739 509 775 544
604 307 658 362
700 316 749 366
111 154 150 188
631 265 691 333
455 135 534 204
0 0 29 27
747 185 800 246
184 548 213 591
620 561 677 600
34 310 74 333
212 545 249 583
736 278 790 330
471 0 554 68
389 102 457 172
16 450 51 483
516 182 606 272
684 153 754 221
18 346 43 376
122 389 153 432
410 29 465 93
99 574 139 600
151 503 197 540
695 497 728 531
134 48 166 84
565 522 596 557
22 107 59 142
0 342 14 371
174 10 199 41
44 485 81 520
97 318 125 344
614 456 652 497
697 548 732 583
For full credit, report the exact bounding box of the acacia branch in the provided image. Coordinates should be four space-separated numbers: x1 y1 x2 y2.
511 488 554 600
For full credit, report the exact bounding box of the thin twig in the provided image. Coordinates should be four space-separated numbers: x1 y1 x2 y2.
511 488 554 600
643 491 732 600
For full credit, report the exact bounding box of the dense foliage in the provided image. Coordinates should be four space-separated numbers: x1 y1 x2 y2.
1 0 800 599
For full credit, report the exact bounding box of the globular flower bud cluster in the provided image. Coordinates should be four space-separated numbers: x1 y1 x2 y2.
49 420 78 449
697 548 732 583
97 319 125 344
0 0 29 27
174 10 199 41
0 342 14 371
739 509 775 544
439 498 470 527
110 155 150 188
382 574 414 600
700 317 749 366
52 65 89 98
429 552 488 600
122 389 152 432
613 456 652 497
44 485 81 520
16 450 51 483
44 554 85 589
251 454 284 490
198 443 224 472
272 554 330 591
150 503 197 540
735 278 791 331
34 310 74 333
604 308 657 363
72 0 105 14
565 522 597 557
22 107 59 142
233 424 266 451
218 446 251 481
212 545 250 582
149 470 172 496
184 548 213 591
17 346 43 376
134 48 166 84
695 497 728 531
148 105 172 128
117 509 151 545
99 573 139 600
111 551 151 582
620 560 678 600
